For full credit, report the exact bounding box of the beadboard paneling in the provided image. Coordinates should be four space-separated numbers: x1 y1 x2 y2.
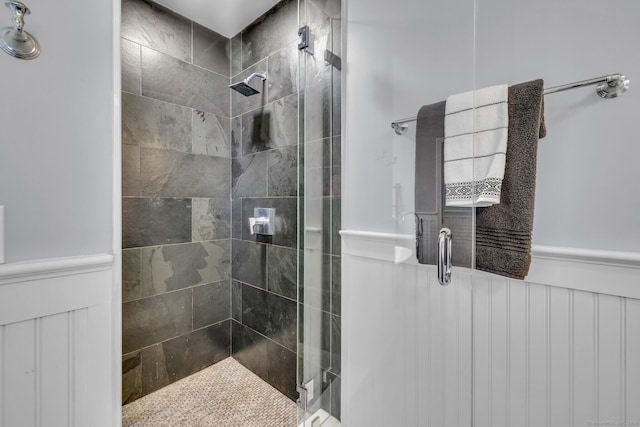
0 255 114 427
342 230 640 427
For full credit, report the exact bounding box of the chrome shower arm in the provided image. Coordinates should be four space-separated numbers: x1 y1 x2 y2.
244 72 267 84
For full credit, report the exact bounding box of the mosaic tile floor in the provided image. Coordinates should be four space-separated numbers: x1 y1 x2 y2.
122 357 298 427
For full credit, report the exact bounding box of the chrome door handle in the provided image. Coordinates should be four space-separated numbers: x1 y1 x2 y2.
438 228 452 286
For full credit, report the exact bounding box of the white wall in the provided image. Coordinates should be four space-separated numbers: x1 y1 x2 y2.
344 0 640 253
343 0 640 425
0 0 115 263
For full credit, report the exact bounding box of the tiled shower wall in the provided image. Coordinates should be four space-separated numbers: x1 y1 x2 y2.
118 0 342 411
229 0 301 402
120 0 232 404
229 0 342 408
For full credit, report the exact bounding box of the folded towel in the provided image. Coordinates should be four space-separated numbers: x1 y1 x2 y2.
475 79 546 280
414 102 446 265
444 84 508 207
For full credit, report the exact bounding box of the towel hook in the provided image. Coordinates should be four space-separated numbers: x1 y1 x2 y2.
0 1 40 60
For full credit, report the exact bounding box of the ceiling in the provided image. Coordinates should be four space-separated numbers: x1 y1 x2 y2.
153 0 283 38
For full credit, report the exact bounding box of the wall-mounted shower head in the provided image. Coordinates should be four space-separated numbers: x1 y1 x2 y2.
229 72 267 97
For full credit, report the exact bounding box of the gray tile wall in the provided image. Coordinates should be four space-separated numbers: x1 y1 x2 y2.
229 0 301 402
120 0 342 414
229 0 342 416
121 0 232 404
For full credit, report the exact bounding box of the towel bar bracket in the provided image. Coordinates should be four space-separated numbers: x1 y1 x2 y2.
391 121 409 135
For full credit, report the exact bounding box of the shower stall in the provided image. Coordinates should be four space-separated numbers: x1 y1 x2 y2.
120 0 341 424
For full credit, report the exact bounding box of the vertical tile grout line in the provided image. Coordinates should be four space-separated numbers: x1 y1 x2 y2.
569 290 574 427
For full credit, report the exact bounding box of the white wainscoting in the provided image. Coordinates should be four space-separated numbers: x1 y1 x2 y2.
341 230 640 427
0 254 115 427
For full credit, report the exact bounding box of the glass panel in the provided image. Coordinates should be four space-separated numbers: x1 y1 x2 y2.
299 0 343 425
340 0 477 424
472 1 640 426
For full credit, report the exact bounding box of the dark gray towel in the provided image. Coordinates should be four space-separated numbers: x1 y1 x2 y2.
415 102 445 265
475 79 546 279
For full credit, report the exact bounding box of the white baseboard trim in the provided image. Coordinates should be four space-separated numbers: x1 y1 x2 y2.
0 253 114 286
340 230 640 299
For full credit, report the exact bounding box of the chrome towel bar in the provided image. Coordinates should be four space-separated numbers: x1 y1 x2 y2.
391 73 630 135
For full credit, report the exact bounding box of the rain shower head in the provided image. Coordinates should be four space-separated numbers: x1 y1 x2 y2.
229 72 267 96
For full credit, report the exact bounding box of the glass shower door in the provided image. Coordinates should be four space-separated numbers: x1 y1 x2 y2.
298 0 342 424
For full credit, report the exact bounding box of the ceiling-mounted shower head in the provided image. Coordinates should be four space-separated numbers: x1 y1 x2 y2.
229 72 267 97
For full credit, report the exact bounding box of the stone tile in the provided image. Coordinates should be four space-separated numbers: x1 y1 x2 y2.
331 255 341 316
192 198 231 241
122 0 191 63
330 314 341 375
268 145 298 197
141 47 230 117
330 376 341 420
241 197 298 248
231 59 268 117
231 198 242 240
122 248 141 302
332 197 341 256
301 249 330 313
121 38 141 95
231 280 242 322
122 351 142 404
241 0 298 70
303 80 331 143
332 68 342 137
122 92 192 152
122 144 140 197
267 245 297 300
310 0 341 19
192 111 230 157
230 34 242 76
320 197 341 255
304 138 331 198
162 322 231 383
241 284 297 351
231 116 242 158
122 198 191 248
193 281 231 329
193 23 230 76
242 94 298 155
122 288 193 353
232 321 298 401
140 148 230 198
332 136 341 196
140 343 170 395
232 152 268 198
140 240 230 297
231 239 266 289
267 42 298 104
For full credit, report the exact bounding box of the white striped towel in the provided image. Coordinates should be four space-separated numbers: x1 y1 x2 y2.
444 84 508 207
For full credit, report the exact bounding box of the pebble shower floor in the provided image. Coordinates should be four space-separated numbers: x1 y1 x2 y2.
122 357 297 426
